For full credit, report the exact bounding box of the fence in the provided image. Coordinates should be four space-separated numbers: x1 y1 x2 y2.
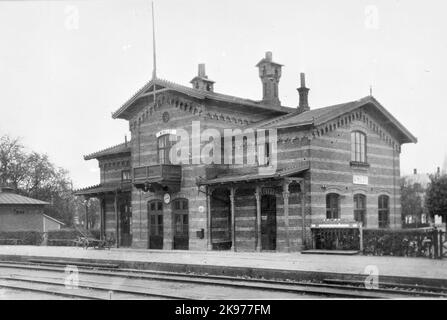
311 225 446 259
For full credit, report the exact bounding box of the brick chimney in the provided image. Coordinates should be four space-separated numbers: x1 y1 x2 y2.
297 73 310 113
190 63 215 92
256 51 283 108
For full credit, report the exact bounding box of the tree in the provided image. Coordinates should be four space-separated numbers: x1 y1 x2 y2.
400 177 424 226
0 134 97 227
425 173 447 220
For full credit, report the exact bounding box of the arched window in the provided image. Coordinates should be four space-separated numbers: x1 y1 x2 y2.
326 193 340 219
157 134 175 164
378 195 390 228
353 194 366 227
351 131 367 163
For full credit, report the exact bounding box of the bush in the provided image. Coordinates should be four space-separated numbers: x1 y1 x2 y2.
47 228 81 246
363 227 436 257
0 231 43 245
46 227 101 246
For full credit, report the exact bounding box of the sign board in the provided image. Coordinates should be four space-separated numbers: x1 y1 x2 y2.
353 175 368 185
156 129 177 138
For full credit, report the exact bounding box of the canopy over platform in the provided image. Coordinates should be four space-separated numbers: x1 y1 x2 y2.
196 162 310 186
74 182 132 197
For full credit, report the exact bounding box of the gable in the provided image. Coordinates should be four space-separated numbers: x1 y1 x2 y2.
254 96 416 145
112 78 292 121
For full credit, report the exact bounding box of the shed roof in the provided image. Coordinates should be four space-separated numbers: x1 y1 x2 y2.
84 142 131 160
43 214 65 226
0 192 48 205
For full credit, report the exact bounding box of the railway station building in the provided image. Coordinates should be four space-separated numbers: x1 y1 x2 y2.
75 52 417 252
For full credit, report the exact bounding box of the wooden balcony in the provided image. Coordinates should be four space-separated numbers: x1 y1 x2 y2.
133 164 182 193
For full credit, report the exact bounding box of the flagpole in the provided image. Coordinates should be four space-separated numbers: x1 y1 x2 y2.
151 1 157 80
151 1 157 107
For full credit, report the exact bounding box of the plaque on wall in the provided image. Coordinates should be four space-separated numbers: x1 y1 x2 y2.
353 175 368 185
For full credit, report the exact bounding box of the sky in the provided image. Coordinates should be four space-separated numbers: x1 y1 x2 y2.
0 0 446 188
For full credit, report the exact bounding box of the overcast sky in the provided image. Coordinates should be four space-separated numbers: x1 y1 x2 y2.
0 0 446 188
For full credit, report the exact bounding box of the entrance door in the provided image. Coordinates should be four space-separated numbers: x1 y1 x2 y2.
148 200 163 249
261 195 277 250
119 202 132 247
173 199 189 250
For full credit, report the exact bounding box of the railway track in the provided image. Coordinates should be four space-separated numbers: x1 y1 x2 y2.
0 260 444 299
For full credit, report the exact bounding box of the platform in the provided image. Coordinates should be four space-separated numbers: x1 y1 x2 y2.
0 246 446 287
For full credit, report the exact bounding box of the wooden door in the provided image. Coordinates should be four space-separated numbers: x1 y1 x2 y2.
173 199 189 250
261 195 277 250
119 202 132 247
148 200 163 249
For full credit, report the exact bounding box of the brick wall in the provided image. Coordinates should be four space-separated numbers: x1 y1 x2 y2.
0 205 44 232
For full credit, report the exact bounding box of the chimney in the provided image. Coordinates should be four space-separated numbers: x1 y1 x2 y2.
413 168 417 175
297 73 310 113
256 51 283 108
198 64 206 78
190 63 215 92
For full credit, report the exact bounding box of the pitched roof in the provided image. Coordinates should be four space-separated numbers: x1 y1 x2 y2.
84 142 131 160
112 77 293 119
250 96 417 144
0 192 48 205
43 214 65 226
74 182 132 196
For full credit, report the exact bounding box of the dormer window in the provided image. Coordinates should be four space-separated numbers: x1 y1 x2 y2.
351 131 367 163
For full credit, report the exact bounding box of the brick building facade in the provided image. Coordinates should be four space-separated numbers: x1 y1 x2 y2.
76 52 416 252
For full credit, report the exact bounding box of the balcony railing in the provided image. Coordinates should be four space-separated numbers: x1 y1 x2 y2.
133 164 182 192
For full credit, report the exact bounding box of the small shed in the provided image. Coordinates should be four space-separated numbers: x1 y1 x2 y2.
0 186 64 232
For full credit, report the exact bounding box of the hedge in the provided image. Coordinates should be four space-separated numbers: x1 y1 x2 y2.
0 231 43 245
363 227 436 257
46 228 101 246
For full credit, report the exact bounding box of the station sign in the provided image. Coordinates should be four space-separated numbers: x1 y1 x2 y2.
353 175 368 185
156 129 177 138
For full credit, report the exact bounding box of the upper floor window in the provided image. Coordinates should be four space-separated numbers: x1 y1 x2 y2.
353 194 367 227
351 131 367 163
121 169 131 182
326 193 340 219
378 195 390 228
157 134 175 164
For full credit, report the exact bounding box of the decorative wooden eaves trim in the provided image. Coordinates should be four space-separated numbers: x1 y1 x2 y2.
311 108 401 153
129 93 204 132
277 134 311 145
99 159 131 170
129 92 255 132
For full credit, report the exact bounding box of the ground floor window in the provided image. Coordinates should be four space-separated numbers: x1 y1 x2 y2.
326 193 340 219
378 195 390 228
353 194 366 227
